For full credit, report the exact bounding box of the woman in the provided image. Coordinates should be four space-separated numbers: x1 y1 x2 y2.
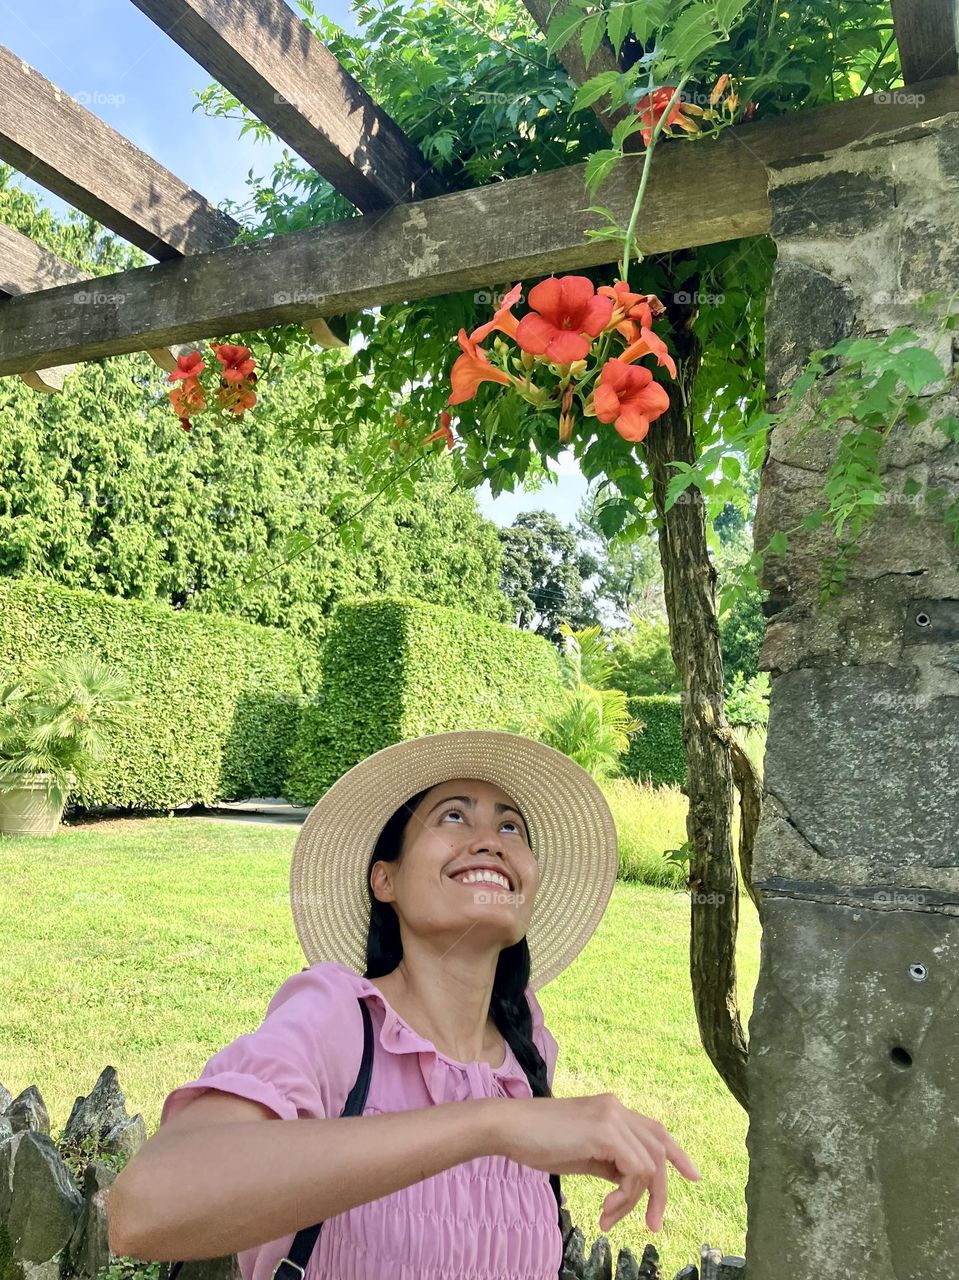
108 730 700 1279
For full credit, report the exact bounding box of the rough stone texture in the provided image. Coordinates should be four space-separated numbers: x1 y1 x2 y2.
747 113 959 1277
6 1133 83 1263
0 1072 145 1279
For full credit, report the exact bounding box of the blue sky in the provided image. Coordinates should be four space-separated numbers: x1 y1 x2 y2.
2 0 590 530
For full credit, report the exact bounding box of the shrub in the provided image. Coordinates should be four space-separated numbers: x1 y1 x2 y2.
284 596 565 803
0 577 311 809
621 694 686 787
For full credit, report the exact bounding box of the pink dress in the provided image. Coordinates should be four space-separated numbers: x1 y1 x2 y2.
159 960 566 1280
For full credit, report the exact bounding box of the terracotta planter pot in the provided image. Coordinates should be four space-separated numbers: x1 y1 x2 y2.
0 773 74 837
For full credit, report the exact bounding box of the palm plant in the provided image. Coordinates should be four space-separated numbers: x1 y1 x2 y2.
0 653 136 807
507 624 643 781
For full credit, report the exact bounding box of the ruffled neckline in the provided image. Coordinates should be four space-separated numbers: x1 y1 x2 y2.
325 961 534 1105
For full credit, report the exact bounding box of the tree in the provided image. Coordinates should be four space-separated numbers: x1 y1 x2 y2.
577 485 665 626
0 170 512 645
497 511 600 644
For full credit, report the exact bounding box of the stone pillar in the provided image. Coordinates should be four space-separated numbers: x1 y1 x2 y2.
745 111 959 1276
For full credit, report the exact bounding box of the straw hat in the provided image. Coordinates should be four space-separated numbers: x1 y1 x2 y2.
290 729 619 991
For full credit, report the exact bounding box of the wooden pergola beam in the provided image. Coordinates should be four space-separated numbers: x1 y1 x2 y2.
891 0 959 83
2 76 958 377
520 0 630 130
0 45 240 260
129 0 447 213
0 221 201 381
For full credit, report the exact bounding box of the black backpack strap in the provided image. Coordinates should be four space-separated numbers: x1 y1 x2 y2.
168 996 374 1280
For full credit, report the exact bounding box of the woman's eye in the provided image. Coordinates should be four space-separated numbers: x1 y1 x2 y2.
443 808 520 834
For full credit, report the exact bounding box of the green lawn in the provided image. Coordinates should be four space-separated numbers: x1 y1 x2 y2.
1 815 759 1277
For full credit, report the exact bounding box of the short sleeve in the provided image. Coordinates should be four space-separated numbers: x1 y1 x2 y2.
159 963 364 1129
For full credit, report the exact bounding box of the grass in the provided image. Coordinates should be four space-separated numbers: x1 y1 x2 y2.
1 808 759 1278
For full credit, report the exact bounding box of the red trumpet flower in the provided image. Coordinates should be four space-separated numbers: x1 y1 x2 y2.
515 275 613 364
592 359 670 443
448 330 513 405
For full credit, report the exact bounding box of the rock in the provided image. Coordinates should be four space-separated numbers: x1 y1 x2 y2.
65 1162 119 1279
63 1069 131 1148
614 1244 640 1279
0 1085 13 1114
5 1132 83 1263
5 1090 49 1139
700 1245 723 1280
101 1114 146 1161
562 1224 587 1278
637 1242 662 1279
584 1234 613 1280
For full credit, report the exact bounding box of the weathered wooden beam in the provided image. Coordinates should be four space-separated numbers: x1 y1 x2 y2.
0 45 240 260
890 0 958 83
0 222 191 380
2 76 958 376
520 0 631 130
128 0 447 213
0 224 81 391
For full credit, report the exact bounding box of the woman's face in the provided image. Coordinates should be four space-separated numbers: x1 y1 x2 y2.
369 776 540 960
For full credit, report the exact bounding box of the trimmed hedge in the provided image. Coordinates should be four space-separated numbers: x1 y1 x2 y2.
622 694 686 787
284 596 566 804
0 577 312 809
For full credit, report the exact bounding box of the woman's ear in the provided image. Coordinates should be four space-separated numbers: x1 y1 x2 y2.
370 860 396 904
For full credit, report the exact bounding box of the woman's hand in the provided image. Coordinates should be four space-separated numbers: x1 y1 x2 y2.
490 1094 701 1234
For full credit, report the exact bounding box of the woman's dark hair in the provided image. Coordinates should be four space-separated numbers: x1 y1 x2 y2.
364 786 566 1239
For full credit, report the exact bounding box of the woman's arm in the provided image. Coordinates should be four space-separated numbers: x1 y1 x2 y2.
108 1096 506 1261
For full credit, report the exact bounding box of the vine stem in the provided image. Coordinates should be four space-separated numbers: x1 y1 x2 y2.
618 73 694 283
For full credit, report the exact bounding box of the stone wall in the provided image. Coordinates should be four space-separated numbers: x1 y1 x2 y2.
746 109 959 1277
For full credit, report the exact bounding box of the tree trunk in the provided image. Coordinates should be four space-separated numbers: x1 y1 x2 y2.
642 271 758 1110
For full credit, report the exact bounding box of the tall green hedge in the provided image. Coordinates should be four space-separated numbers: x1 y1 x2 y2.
0 577 313 809
284 596 566 804
622 694 686 787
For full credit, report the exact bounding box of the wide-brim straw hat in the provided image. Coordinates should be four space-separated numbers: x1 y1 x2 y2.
290 729 619 991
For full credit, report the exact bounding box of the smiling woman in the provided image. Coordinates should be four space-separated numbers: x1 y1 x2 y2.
107 730 701 1280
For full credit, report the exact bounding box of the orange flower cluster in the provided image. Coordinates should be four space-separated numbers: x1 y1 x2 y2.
633 74 758 147
165 342 257 431
438 274 674 447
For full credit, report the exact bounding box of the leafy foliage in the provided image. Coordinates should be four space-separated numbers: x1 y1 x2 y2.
497 511 600 642
0 171 513 646
608 616 680 695
0 653 136 802
188 0 912 608
0 578 308 810
505 623 643 780
284 596 565 804
744 297 959 601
